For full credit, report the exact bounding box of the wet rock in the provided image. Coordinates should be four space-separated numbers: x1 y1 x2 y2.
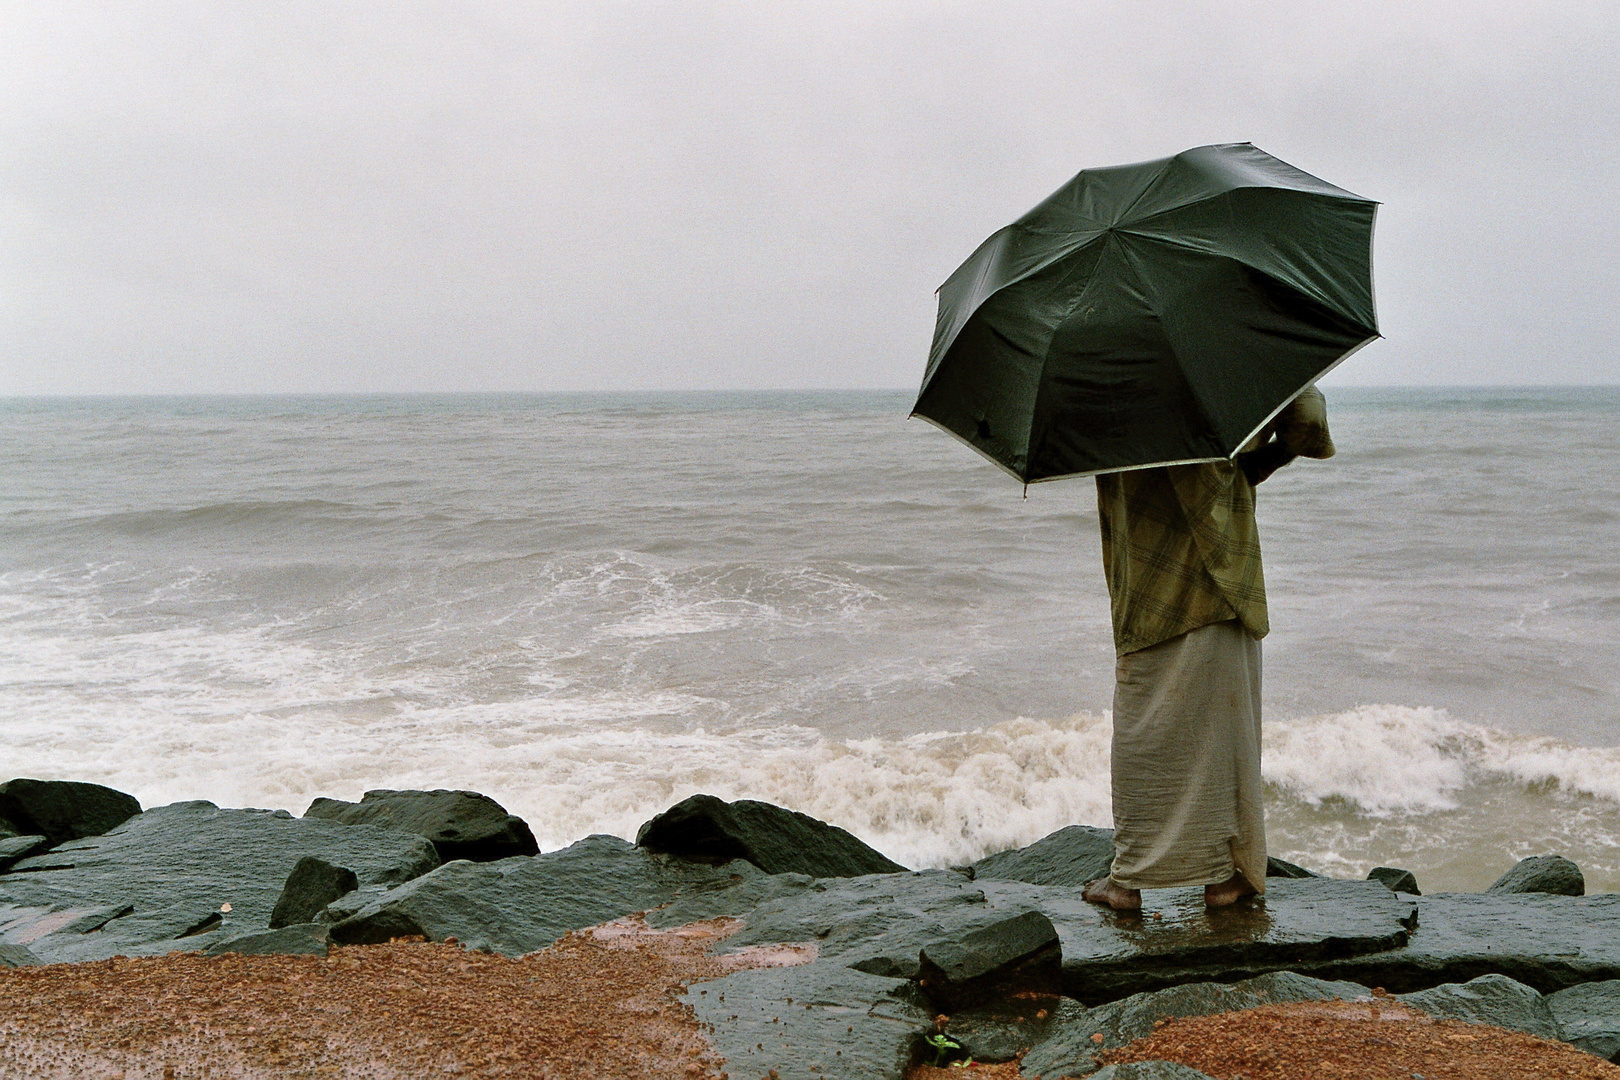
970 825 1115 888
1088 1065 1220 1080
1302 891 1620 994
314 884 392 924
916 909 1062 1011
1020 970 1370 1078
1049 878 1415 1003
1397 973 1558 1037
644 870 815 930
721 870 997 981
0 800 439 963
1487 854 1585 896
719 871 1415 1005
330 833 766 955
943 997 1087 1063
269 856 359 928
2 901 134 938
1367 867 1420 894
1265 856 1321 878
304 789 539 863
206 922 331 957
0 835 49 871
0 942 41 967
683 959 932 1080
0 779 141 846
636 794 907 878
1545 979 1620 1061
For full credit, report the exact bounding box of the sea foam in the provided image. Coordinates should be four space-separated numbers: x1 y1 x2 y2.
9 691 1620 886
1266 704 1620 812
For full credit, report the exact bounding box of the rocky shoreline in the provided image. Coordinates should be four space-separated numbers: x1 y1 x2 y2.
3 778 1618 1078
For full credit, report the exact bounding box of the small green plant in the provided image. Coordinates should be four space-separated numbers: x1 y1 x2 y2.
950 1057 975 1068
924 1033 962 1067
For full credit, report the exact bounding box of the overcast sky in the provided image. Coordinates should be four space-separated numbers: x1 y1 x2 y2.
2 1 1616 394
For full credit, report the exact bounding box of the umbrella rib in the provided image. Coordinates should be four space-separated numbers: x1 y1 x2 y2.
1224 331 1382 455
1110 232 1228 458
927 229 1110 380
1112 227 1376 334
1107 156 1179 228
1023 454 1230 484
1021 230 1132 478
906 410 1034 485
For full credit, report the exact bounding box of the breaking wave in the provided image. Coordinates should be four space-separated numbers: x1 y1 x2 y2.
8 698 1620 890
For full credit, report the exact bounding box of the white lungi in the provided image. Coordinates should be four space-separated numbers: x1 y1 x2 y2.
1109 619 1267 893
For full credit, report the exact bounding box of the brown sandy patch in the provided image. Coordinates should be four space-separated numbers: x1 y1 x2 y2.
9 932 1619 1080
1093 997 1620 1080
904 997 1620 1080
0 915 810 1080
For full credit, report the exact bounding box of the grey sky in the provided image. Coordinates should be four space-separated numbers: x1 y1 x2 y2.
2 1 1616 394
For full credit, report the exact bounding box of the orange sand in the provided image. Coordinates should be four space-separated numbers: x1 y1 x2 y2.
4 927 1618 1080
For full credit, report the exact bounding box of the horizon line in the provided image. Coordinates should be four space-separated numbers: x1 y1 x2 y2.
4 382 1620 401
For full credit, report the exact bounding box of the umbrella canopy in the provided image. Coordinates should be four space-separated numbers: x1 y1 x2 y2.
913 143 1378 483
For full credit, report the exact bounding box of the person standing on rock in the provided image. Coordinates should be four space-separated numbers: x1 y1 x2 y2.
1082 387 1335 911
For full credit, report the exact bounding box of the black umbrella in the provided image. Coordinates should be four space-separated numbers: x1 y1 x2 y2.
913 143 1378 483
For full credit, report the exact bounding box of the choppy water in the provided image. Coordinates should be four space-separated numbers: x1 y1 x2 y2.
2 388 1617 892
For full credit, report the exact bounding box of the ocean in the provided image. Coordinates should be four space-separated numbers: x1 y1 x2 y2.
2 387 1617 893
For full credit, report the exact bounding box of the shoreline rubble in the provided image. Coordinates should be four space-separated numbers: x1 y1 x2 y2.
3 777 1618 1078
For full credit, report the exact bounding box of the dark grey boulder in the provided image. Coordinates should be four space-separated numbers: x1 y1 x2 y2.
1397 973 1558 1038
304 789 539 863
0 779 141 846
1367 867 1421 894
1545 979 1620 1061
0 834 49 870
1301 891 1620 994
0 942 41 967
1487 854 1585 896
1020 970 1369 1078
683 959 933 1080
916 909 1061 1011
269 856 359 928
970 825 1115 888
1089 1065 1220 1080
330 834 770 955
717 871 1416 1005
206 922 331 957
0 800 439 963
1265 855 1321 878
636 794 907 878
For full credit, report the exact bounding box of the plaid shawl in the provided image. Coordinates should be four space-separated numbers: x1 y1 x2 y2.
1095 461 1267 655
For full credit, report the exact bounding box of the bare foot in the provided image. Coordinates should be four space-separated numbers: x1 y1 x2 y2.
1082 878 1142 911
1204 872 1258 908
